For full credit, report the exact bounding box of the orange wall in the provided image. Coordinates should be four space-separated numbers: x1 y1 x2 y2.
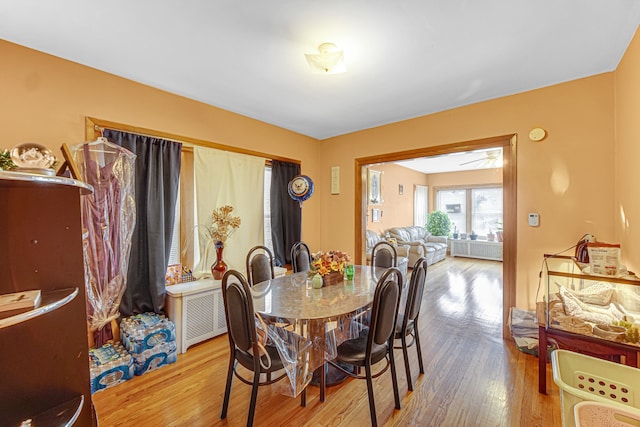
365 163 428 233
4 33 638 311
321 74 616 309
0 40 322 249
615 29 640 275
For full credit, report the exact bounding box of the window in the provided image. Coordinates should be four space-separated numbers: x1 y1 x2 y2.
436 186 502 236
263 166 274 254
167 183 181 265
437 189 466 233
171 155 274 278
471 188 502 236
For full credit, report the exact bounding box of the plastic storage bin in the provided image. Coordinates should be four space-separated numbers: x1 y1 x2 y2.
574 401 640 427
552 349 640 427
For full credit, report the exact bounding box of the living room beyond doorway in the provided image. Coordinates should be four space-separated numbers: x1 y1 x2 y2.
355 134 516 338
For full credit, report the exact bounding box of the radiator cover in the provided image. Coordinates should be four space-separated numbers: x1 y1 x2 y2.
166 279 227 353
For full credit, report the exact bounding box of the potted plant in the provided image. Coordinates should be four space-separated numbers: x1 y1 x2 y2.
426 210 452 236
452 225 459 239
469 231 478 240
487 229 495 241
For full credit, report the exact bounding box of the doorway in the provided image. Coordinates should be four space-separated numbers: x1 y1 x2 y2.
354 134 516 338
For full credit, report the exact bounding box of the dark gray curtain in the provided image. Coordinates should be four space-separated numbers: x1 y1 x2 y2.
104 129 181 316
270 160 301 266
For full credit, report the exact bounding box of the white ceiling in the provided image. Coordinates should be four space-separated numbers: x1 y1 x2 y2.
1 1 639 141
395 147 503 174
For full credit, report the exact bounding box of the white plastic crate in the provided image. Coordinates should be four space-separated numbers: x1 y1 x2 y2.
552 349 640 427
574 401 640 427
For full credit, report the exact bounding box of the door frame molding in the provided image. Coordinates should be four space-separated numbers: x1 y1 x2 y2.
354 134 517 338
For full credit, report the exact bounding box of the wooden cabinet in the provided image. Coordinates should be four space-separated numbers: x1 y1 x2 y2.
0 171 95 426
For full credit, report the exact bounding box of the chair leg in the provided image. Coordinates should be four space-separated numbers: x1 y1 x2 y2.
389 345 401 410
401 334 413 391
320 363 326 402
247 371 261 427
220 356 235 419
414 322 425 375
300 387 307 407
365 363 378 427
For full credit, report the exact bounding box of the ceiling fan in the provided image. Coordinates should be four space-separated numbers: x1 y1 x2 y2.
459 149 502 168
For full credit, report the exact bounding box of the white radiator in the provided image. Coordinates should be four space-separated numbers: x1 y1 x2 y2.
450 240 503 261
166 279 227 354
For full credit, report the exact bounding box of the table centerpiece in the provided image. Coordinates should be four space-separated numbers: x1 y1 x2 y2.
309 250 352 287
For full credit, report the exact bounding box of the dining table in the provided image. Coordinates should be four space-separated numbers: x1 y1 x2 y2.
251 265 388 401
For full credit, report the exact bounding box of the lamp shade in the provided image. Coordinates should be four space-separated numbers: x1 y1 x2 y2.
305 43 346 74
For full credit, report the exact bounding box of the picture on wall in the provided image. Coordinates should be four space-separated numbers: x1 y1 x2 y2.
368 169 382 204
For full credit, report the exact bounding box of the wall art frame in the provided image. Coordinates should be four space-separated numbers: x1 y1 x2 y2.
368 169 382 205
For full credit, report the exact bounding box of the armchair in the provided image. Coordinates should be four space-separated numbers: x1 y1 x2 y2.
386 226 448 266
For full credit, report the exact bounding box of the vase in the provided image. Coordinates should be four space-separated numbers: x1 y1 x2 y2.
322 271 343 287
211 242 228 280
312 273 323 289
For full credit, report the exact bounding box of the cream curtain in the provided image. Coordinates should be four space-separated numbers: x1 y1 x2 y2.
193 146 266 278
414 185 429 227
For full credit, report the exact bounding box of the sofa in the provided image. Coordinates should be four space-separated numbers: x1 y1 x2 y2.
386 226 448 266
365 230 409 276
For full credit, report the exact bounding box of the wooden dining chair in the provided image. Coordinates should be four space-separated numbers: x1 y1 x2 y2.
395 257 428 391
327 267 403 427
290 241 312 273
220 270 306 427
246 245 275 286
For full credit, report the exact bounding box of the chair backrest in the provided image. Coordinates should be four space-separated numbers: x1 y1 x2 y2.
246 245 275 286
221 270 255 353
368 267 403 348
405 257 428 323
371 240 398 269
291 241 312 273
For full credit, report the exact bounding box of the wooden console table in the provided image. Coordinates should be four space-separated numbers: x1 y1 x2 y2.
538 324 640 394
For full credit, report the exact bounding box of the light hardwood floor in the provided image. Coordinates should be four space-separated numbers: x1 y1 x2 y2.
92 258 562 426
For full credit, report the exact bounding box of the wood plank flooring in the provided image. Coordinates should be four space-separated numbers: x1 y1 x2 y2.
92 258 561 426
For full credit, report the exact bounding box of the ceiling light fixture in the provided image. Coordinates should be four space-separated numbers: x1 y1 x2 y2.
305 43 346 74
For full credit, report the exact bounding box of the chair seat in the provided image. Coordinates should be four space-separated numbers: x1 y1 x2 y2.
335 334 389 366
236 344 284 373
